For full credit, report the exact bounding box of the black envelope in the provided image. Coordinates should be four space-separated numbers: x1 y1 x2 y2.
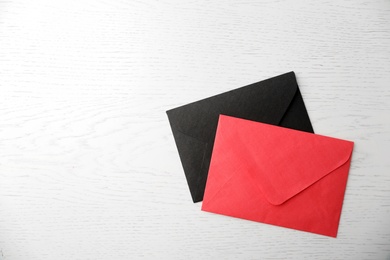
166 72 314 203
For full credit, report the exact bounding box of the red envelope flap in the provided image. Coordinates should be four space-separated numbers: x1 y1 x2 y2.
218 115 354 206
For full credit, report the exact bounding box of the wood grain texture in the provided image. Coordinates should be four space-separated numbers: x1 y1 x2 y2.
0 0 389 259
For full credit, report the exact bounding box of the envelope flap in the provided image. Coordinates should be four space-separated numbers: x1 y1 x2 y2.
166 72 299 144
219 115 354 206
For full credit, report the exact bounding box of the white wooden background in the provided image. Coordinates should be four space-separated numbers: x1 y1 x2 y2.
0 0 389 259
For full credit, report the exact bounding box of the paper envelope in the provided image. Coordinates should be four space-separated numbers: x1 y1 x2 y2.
202 115 354 237
167 72 314 203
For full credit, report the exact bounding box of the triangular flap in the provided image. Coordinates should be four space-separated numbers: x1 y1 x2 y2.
219 115 354 206
166 71 298 143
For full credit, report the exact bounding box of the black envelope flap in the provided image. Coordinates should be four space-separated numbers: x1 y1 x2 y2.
167 71 298 145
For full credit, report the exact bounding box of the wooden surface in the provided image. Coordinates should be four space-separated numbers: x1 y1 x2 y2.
0 0 389 259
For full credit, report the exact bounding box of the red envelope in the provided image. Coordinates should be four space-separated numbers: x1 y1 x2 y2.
202 115 354 237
